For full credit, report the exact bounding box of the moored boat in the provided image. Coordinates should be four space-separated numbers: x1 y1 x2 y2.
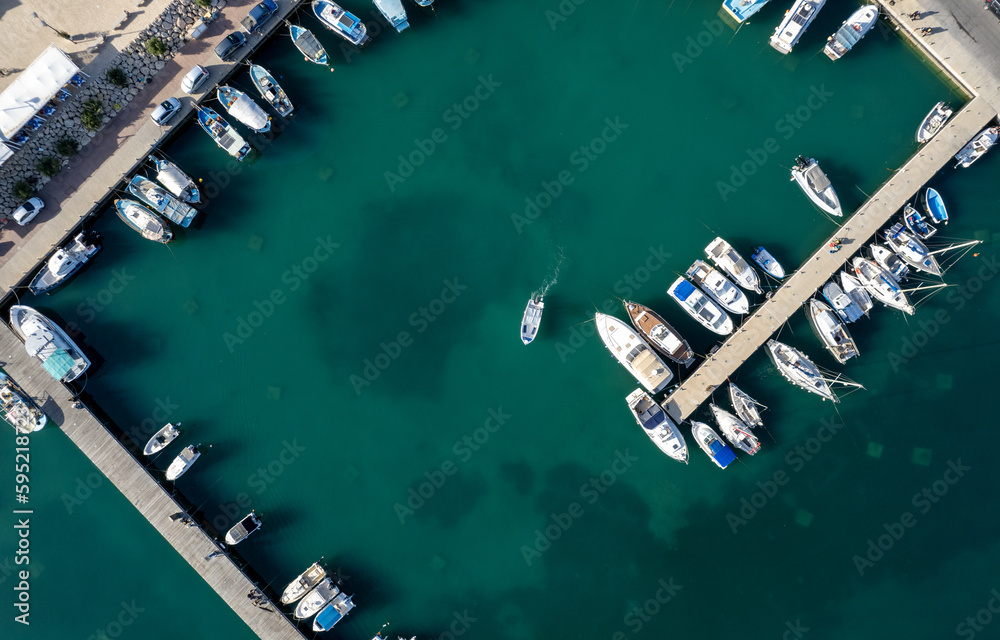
0 372 47 433
149 155 201 204
728 382 764 429
884 223 942 276
520 296 544 345
916 102 953 144
313 0 371 45
840 272 873 317
853 257 913 315
625 389 688 464
10 305 91 382
766 339 838 402
217 86 272 133
165 444 201 481
196 107 251 161
690 421 736 469
751 246 786 279
704 237 761 293
710 403 760 455
806 298 859 364
594 313 673 395
954 126 998 168
685 259 750 315
823 5 878 61
822 279 864 323
313 592 356 632
721 0 772 23
295 577 340 620
114 199 172 243
769 0 827 54
373 0 409 32
249 65 294 117
903 203 936 240
281 562 327 605
28 231 101 295
127 175 198 227
667 278 733 335
623 301 695 366
791 156 842 216
143 422 181 456
870 243 910 282
225 511 262 545
411 0 433 5
289 23 329 65
922 187 948 224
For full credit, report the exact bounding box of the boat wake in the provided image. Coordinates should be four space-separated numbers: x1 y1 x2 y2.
534 247 566 298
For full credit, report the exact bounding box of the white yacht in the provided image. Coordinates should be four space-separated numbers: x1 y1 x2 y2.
852 257 914 315
295 577 340 620
710 404 760 455
704 237 761 293
766 339 837 402
165 444 201 481
625 389 688 464
10 305 91 383
29 231 101 295
667 277 734 335
806 299 859 364
281 562 327 605
686 259 749 314
690 421 736 469
883 223 942 276
791 156 842 216
594 313 673 394
821 279 864 323
769 0 827 54
870 244 910 282
520 297 544 345
728 382 764 429
954 126 998 168
823 5 879 61
840 272 873 316
314 592 356 632
0 372 47 433
623 301 695 366
143 422 181 456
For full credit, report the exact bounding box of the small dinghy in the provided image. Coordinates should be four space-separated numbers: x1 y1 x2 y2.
822 279 864 323
114 199 172 243
954 126 998 168
281 562 327 605
728 382 764 429
903 203 936 240
249 65 294 117
870 243 910 282
711 403 760 455
685 259 749 315
149 155 200 204
143 422 181 456
823 5 879 61
520 296 544 345
623 301 695 366
853 257 913 315
751 246 786 279
225 511 262 545
791 156 842 217
916 102 953 143
840 272 873 317
289 23 329 65
626 389 689 464
884 224 941 276
690 421 736 469
28 231 101 295
922 187 948 224
165 444 201 481
217 86 271 133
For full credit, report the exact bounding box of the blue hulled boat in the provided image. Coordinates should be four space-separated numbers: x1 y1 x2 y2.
922 187 949 225
289 23 329 65
196 107 251 161
903 203 936 240
312 0 370 45
721 0 772 23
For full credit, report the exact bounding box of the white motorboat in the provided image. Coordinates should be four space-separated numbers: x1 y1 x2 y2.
690 421 736 469
0 372 47 433
954 126 998 168
916 102 953 144
10 305 91 382
823 5 879 61
217 86 272 133
623 301 695 366
114 198 173 244
686 259 750 314
705 237 762 293
143 422 181 456
751 246 786 279
625 389 688 464
165 444 201 481
721 0 772 23
870 243 910 282
769 0 827 54
852 257 914 315
766 339 837 402
594 313 673 395
791 156 842 217
520 296 544 345
225 511 262 545
295 577 340 620
821 279 864 323
373 0 409 32
281 562 327 605
313 0 371 45
28 231 101 295
806 298 859 364
710 403 760 455
884 223 942 276
840 272 873 316
728 382 764 429
313 592 356 632
667 278 734 335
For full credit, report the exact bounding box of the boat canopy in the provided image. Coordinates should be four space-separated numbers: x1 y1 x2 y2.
34 343 76 380
156 163 191 194
805 165 831 191
673 279 696 302
228 94 269 130
709 440 736 467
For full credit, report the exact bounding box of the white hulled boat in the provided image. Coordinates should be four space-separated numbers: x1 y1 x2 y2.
806 298 859 364
28 231 101 295
903 203 936 240
916 102 953 144
954 126 998 168
313 0 371 45
690 421 736 469
295 578 340 620
710 403 760 455
143 422 181 456
752 246 786 279
870 244 909 282
127 175 198 228
769 0 827 54
373 0 409 32
623 301 695 366
289 24 329 65
10 305 90 382
165 444 201 481
722 0 772 23
822 279 864 323
884 223 941 276
249 65 294 117
114 199 172 243
766 339 837 402
728 382 764 429
281 562 327 605
823 5 878 60
0 372 47 433
705 237 761 293
217 86 272 133
196 107 251 161
840 272 873 316
791 156 842 216
313 592 356 632
667 277 733 335
852 257 913 315
594 313 673 394
520 296 544 345
625 389 688 464
686 259 749 314
149 155 200 204
225 512 262 545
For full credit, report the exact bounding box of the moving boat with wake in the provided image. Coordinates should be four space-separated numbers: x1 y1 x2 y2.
769 0 827 54
954 126 998 168
249 65 294 117
0 372 47 433
705 237 761 293
623 301 695 366
791 156 842 217
520 296 544 345
114 199 172 243
217 86 272 133
752 246 786 279
10 305 91 382
626 389 688 464
313 0 371 45
127 175 198 227
667 278 734 335
281 562 327 604
28 231 101 295
884 223 942 276
690 421 736 469
852 257 914 315
148 155 200 204
594 313 673 394
766 339 837 402
728 382 764 429
916 102 953 143
165 444 201 481
823 5 878 60
686 260 749 314
806 298 859 364
710 404 760 455
143 422 181 456
289 23 329 65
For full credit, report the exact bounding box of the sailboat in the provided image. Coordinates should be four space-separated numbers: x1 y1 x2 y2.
766 339 838 402
289 23 329 66
852 257 914 315
10 305 91 383
870 244 910 282
791 156 842 216
249 65 294 117
840 272 873 317
822 279 864 323
217 86 272 133
806 298 859 364
710 403 760 455
148 155 200 204
883 223 942 276
728 382 764 429
594 313 674 395
623 301 695 366
626 389 689 464
520 296 544 345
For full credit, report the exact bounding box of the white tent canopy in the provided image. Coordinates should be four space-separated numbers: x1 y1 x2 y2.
0 143 13 166
0 45 79 140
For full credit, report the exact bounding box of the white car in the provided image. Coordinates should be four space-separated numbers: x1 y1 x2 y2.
150 97 181 126
181 65 210 94
13 198 45 226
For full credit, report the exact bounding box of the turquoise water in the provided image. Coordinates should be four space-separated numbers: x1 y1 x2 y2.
4 1 1000 639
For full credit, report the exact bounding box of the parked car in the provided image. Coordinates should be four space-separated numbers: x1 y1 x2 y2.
214 32 246 62
241 0 278 34
12 198 45 226
988 0 1000 19
150 97 181 126
181 65 210 93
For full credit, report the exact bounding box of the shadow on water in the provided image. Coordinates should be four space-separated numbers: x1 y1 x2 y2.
499 460 535 496
406 468 491 529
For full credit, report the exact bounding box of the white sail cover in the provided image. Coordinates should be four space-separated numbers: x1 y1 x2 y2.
157 163 193 197
229 94 269 131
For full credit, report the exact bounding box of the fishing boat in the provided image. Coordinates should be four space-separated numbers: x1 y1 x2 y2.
791 156 842 217
903 203 936 240
806 298 859 364
10 305 91 383
870 244 910 282
289 23 329 65
954 126 998 168
623 301 695 366
0 372 47 433
313 1 370 45
704 237 761 293
721 0 772 23
766 339 838 402
127 175 198 227
690 421 736 469
143 422 181 456
922 187 948 224
728 382 764 429
769 0 827 54
225 511 262 545
314 592 356 632
751 246 786 279
373 0 409 32
28 231 101 295
710 404 760 455
114 199 172 243
686 260 750 314
148 155 200 204
884 223 942 276
295 578 340 620
823 5 878 60
594 313 673 395
249 65 294 117
520 296 544 345
853 257 914 315
667 278 734 335
822 279 864 323
196 107 251 161
916 102 953 143
625 389 689 464
281 562 327 605
217 86 272 133
165 444 201 481
841 272 873 316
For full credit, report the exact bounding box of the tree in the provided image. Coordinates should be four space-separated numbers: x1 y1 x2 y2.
106 67 128 88
36 156 62 177
145 36 167 57
81 99 103 131
12 180 34 201
54 137 80 156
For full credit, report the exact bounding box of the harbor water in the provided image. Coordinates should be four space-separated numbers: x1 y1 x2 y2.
3 1 1000 638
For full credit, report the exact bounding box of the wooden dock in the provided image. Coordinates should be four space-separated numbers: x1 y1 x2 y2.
0 323 307 640
661 96 995 422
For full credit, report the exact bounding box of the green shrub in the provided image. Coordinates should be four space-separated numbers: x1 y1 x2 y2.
106 67 128 88
36 156 62 178
54 137 79 156
12 180 34 201
81 99 103 131
145 36 167 57
195 0 213 6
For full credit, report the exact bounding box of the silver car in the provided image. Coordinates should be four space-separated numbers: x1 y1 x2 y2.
181 65 210 94
13 197 45 226
150 97 181 126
